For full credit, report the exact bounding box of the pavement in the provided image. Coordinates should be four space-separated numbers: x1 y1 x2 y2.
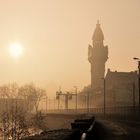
21 114 140 140
94 119 140 140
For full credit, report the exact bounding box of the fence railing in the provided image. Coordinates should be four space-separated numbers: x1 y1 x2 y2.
44 106 140 120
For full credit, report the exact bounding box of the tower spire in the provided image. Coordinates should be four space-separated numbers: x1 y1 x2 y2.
88 21 108 93
92 20 104 46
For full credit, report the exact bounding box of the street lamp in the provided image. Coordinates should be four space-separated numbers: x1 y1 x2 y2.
74 86 78 113
133 57 140 116
46 94 48 114
101 78 106 118
87 91 90 114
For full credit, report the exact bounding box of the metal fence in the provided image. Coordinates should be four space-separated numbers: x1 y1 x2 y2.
44 106 140 121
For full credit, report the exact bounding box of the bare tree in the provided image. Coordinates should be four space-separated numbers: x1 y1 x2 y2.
1 112 10 140
34 88 46 113
0 100 30 140
18 84 46 113
18 84 37 112
0 83 47 140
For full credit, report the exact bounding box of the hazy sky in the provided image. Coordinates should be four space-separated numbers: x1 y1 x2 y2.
0 0 140 96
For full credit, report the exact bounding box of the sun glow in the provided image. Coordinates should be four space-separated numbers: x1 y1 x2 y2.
9 42 24 58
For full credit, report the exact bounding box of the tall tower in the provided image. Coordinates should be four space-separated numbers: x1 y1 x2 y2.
88 21 108 92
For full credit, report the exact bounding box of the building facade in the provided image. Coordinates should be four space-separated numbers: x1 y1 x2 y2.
105 69 138 107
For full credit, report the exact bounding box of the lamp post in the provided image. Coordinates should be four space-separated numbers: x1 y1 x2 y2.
56 91 61 110
133 57 140 116
132 82 136 114
74 86 78 113
102 78 106 118
103 78 106 118
87 91 90 114
46 94 48 114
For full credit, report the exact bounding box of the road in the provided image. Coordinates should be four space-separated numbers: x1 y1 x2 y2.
94 120 140 140
44 114 140 140
22 114 140 140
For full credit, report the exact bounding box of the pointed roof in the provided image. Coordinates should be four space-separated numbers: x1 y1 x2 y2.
92 20 104 42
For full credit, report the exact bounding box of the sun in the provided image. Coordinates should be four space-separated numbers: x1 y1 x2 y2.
9 42 24 58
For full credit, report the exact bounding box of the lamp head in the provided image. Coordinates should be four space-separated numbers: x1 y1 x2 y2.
133 57 140 60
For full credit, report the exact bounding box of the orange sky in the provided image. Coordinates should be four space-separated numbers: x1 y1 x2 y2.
0 0 140 97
